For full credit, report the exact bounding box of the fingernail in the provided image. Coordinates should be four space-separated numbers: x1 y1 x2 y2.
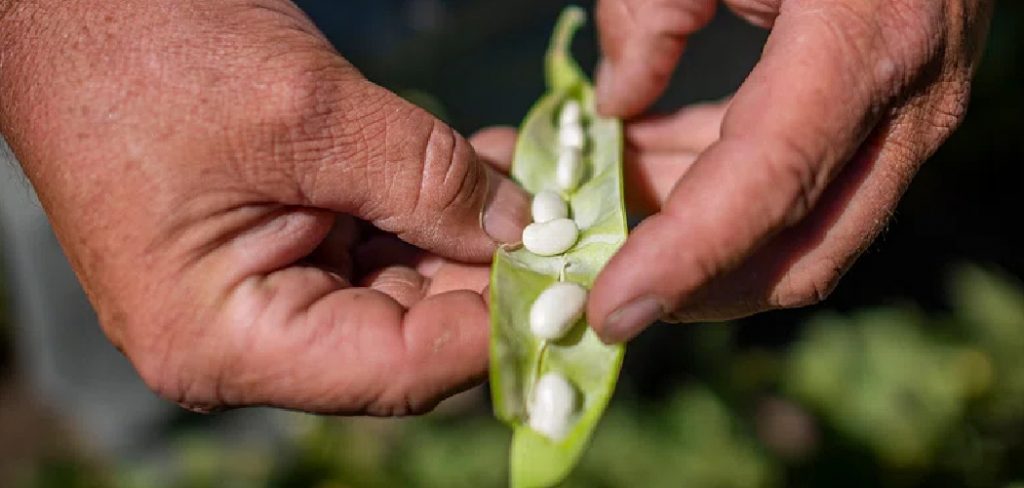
594 58 616 115
602 295 666 343
482 168 530 244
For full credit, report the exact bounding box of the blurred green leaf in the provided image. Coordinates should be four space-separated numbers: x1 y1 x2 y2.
785 308 979 467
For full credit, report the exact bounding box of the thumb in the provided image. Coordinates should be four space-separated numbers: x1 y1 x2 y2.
595 0 717 118
274 71 530 263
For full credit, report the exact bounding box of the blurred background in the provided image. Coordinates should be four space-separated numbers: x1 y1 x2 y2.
1 1 1022 487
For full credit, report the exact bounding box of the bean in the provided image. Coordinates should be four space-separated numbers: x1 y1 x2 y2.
532 190 569 223
559 123 585 150
522 218 579 256
556 147 583 191
530 282 588 340
559 100 581 127
528 372 577 440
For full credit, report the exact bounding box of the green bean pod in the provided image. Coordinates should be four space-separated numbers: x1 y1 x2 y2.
489 6 628 487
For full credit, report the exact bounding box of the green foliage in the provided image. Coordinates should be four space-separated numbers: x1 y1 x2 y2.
785 308 980 467
18 264 1024 488
568 388 777 488
951 264 1024 426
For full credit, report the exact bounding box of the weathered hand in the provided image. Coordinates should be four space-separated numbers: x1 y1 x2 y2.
588 0 993 342
0 0 530 415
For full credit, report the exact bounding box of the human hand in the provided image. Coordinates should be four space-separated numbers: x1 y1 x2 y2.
587 0 993 342
0 0 529 415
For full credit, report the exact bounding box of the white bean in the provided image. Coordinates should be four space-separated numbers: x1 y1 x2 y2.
531 190 568 223
559 123 585 150
528 372 577 440
530 282 587 340
522 218 579 256
559 100 582 127
556 147 583 191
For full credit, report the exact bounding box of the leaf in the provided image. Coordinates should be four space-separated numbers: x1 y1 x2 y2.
489 6 627 488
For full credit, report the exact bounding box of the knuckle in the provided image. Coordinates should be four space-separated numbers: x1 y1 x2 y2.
258 56 354 136
874 1 944 90
120 297 232 412
372 114 482 234
369 393 439 417
924 79 971 139
761 133 824 226
231 53 376 205
420 122 482 215
773 259 844 309
131 332 221 411
879 0 943 57
893 75 971 161
368 377 442 417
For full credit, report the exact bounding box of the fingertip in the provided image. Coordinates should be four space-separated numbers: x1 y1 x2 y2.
469 126 518 172
595 55 671 119
596 295 667 344
588 213 684 341
400 291 491 401
594 58 623 117
595 58 654 119
595 0 717 118
481 167 530 245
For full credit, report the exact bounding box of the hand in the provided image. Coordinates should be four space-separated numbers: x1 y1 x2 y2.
0 0 529 415
587 0 993 342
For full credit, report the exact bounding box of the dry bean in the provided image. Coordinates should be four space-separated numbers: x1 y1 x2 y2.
559 100 581 127
559 123 585 150
522 218 579 256
556 147 583 191
528 372 577 440
530 282 588 340
532 190 569 223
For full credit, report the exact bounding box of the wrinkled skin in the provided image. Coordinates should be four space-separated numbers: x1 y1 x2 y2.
0 0 995 415
0 0 531 415
578 0 994 342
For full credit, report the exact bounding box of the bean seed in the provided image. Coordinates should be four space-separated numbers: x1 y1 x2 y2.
532 190 569 223
522 218 579 256
559 123 585 150
556 147 583 191
559 100 581 127
530 282 587 341
528 372 577 440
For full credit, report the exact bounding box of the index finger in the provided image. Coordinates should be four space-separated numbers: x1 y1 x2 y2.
595 0 718 117
589 1 930 342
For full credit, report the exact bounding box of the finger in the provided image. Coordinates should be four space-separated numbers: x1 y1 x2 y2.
147 266 490 415
622 102 727 214
353 235 489 302
625 100 728 152
667 125 903 322
671 75 974 320
595 0 717 117
259 64 529 262
624 148 697 215
413 255 490 295
362 265 428 308
424 261 490 296
590 1 936 342
470 126 518 174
